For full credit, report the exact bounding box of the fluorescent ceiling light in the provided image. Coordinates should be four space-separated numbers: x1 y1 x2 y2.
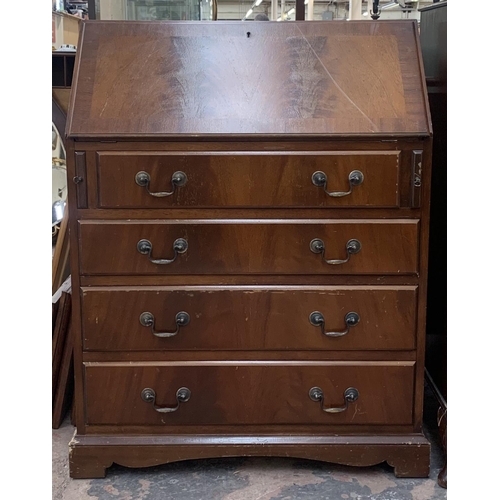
288 8 295 16
245 8 253 17
255 0 263 6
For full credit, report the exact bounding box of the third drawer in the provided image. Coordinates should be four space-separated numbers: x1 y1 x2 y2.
81 286 417 351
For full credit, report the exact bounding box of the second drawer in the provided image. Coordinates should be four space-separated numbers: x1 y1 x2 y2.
79 220 420 275
81 286 417 351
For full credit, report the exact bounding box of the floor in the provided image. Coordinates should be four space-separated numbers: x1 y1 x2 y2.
53 386 446 500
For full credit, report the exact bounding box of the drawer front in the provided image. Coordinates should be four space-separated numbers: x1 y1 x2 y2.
84 363 415 426
97 151 400 208
81 286 417 351
79 220 419 275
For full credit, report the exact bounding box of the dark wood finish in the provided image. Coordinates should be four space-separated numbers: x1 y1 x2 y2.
52 301 59 333
410 150 423 208
69 434 430 479
84 422 418 435
97 151 400 209
82 351 417 363
81 286 417 351
52 292 71 398
79 208 418 221
66 138 87 436
66 21 430 138
71 391 76 426
80 139 424 151
80 275 420 287
84 362 414 426
52 324 74 429
78 220 419 276
66 21 432 479
52 287 75 429
74 152 88 208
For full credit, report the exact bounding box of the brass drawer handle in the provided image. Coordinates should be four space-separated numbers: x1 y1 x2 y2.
309 311 360 337
309 387 359 414
141 387 191 413
310 238 361 265
139 311 190 338
135 170 187 197
137 238 188 265
311 170 364 197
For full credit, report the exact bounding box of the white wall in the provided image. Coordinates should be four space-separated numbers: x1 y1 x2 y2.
99 0 127 20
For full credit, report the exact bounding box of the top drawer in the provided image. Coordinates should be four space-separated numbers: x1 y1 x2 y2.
96 151 400 209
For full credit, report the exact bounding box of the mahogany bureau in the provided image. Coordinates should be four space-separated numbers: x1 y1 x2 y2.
66 20 432 478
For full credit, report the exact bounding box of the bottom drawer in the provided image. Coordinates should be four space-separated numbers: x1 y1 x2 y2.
85 362 414 426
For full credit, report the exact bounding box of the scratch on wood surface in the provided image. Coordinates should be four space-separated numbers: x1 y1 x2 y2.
99 98 109 117
351 406 359 422
294 24 378 133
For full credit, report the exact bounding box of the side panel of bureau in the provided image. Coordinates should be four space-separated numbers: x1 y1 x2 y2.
84 362 415 426
81 286 417 351
78 220 420 275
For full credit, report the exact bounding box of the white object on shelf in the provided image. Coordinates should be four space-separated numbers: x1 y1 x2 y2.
56 44 77 52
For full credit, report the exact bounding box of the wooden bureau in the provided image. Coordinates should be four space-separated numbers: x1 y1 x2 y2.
66 20 432 479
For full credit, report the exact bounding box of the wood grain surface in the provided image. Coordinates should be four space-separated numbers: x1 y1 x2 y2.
96 151 400 208
84 362 415 426
78 219 419 275
80 286 417 351
69 434 430 479
67 21 430 138
65 18 433 479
